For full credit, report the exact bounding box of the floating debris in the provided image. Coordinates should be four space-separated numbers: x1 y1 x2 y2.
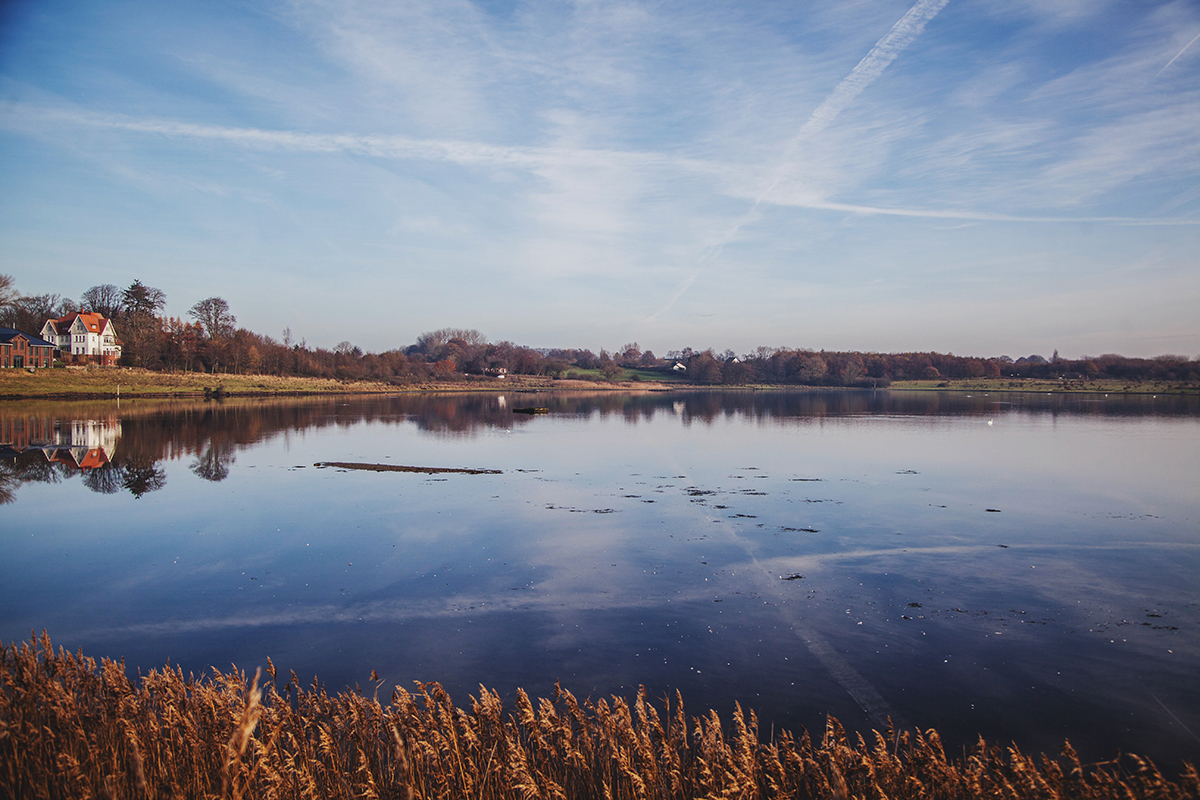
314 462 501 475
781 573 805 581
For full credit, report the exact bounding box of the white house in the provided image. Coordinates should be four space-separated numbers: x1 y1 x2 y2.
41 311 122 365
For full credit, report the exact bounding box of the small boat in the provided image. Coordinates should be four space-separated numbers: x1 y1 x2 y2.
513 407 549 415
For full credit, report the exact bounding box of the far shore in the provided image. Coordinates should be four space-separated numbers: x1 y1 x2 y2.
1 366 1196 400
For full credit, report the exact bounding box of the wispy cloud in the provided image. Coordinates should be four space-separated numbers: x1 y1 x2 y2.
646 0 954 321
7 99 1194 231
1 0 1197 354
0 102 703 172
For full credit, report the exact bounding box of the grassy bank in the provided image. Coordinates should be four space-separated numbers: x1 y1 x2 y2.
3 635 1195 800
0 367 675 400
3 367 1197 400
0 367 400 399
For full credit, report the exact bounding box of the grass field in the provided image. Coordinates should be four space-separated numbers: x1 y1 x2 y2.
563 367 688 383
3 633 1196 800
0 367 401 399
0 368 668 399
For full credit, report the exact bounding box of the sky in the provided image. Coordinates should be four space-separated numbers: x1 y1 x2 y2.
1 0 1198 359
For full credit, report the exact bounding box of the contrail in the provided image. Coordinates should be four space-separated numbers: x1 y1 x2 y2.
1158 29 1200 76
648 0 952 322
761 0 952 206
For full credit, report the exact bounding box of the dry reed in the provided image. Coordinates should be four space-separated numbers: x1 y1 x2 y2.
2 632 1197 799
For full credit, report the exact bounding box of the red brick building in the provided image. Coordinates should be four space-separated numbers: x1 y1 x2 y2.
0 328 56 369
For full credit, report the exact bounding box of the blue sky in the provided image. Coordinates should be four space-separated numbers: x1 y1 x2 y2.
1 0 1197 358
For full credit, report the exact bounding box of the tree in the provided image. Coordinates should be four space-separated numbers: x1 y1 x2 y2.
415 328 486 359
6 293 74 333
689 351 723 384
0 274 17 313
121 280 166 317
162 317 202 371
119 281 167 368
792 351 827 384
121 314 165 368
188 297 236 340
81 284 122 318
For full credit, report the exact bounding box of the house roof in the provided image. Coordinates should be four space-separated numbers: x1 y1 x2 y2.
0 328 56 348
46 447 111 470
46 311 112 335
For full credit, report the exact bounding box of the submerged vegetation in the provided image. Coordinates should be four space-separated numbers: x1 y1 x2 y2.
3 634 1197 799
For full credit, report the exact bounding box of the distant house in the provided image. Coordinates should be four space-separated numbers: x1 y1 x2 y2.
41 311 122 366
672 362 687 372
0 328 56 369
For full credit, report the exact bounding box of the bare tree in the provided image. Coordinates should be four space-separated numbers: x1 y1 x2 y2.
7 293 73 333
415 328 486 357
81 284 122 318
0 274 18 313
188 297 236 340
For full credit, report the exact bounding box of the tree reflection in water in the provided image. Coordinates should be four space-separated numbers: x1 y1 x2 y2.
1 390 1196 504
190 442 235 483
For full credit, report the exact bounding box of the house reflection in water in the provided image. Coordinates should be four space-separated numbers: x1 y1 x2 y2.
0 413 160 501
43 418 120 472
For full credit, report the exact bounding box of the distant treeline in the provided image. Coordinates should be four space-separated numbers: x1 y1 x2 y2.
662 347 1200 386
2 276 1197 384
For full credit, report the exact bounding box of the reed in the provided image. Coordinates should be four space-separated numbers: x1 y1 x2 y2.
2 632 1197 799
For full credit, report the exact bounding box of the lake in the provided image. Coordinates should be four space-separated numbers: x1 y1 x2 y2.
2 389 1198 769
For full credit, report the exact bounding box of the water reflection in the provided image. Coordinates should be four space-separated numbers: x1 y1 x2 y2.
1 388 1193 462
1 389 1198 771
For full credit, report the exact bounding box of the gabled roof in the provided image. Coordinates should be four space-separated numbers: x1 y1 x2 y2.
46 447 111 470
0 328 56 348
46 311 113 336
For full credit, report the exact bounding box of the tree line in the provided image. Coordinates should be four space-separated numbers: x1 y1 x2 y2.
1 275 1196 384
660 347 1199 386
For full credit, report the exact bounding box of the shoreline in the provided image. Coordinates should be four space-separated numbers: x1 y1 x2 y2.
2 367 1196 400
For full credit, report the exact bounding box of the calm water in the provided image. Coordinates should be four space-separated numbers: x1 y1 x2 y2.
2 390 1198 768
